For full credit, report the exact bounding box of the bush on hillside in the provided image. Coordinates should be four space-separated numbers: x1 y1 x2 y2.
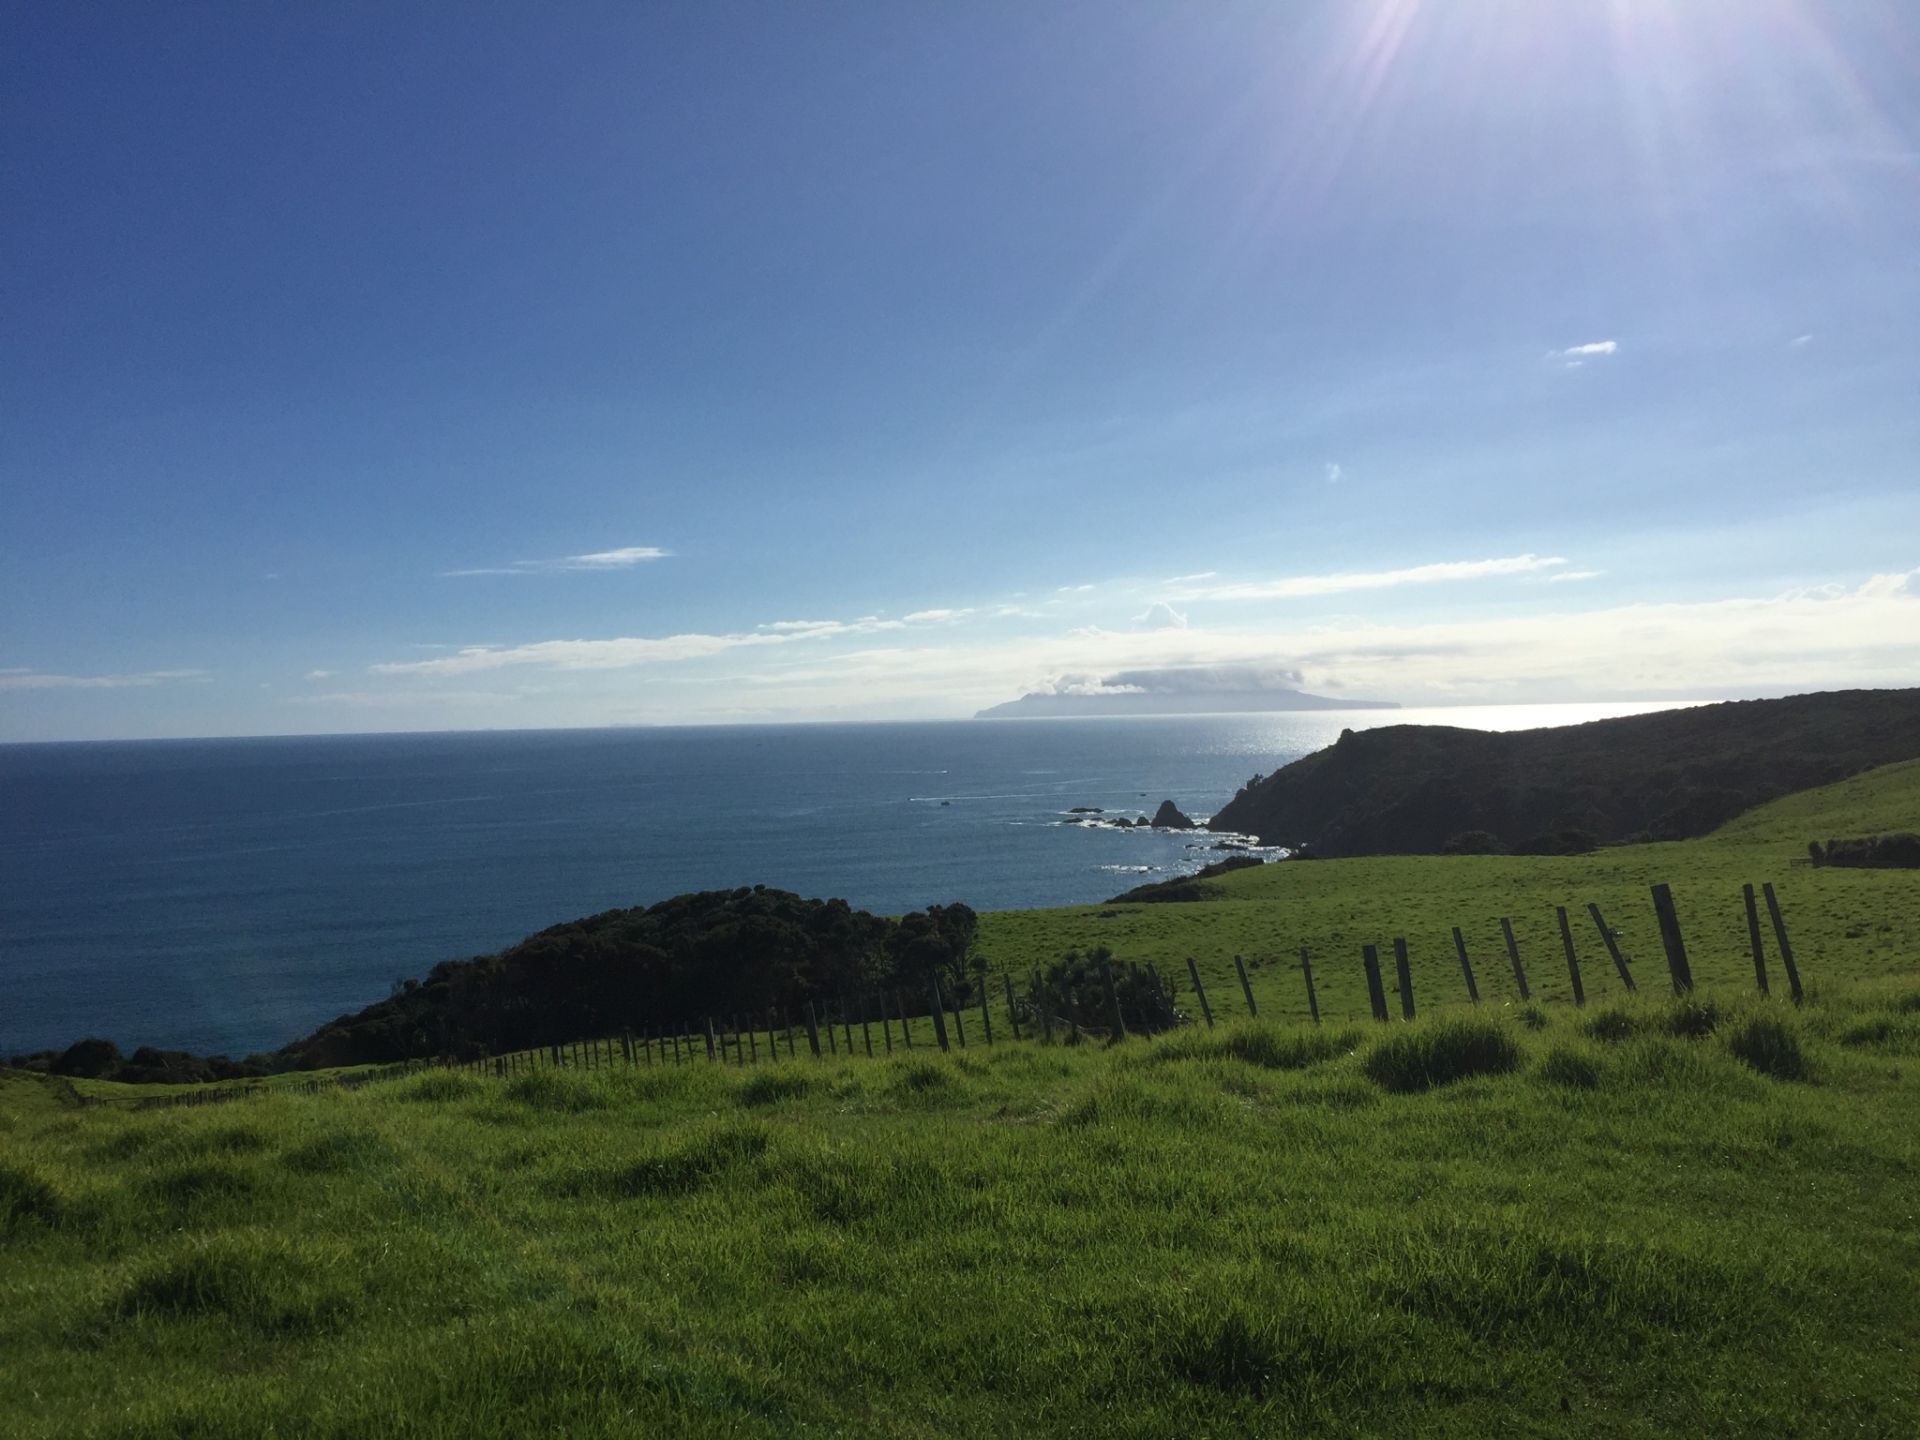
1028 947 1181 1038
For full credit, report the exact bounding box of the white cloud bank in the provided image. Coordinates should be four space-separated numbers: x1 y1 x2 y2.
354 567 1920 724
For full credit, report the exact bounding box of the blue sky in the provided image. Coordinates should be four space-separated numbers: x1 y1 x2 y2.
4 0 1917 740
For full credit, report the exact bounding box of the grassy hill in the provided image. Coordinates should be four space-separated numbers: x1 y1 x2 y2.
3 761 1918 1437
1207 687 1920 856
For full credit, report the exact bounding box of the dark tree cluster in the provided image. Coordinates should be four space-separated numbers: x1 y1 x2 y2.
1808 834 1920 869
276 886 978 1070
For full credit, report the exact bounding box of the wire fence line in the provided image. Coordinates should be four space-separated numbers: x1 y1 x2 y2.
138 878 1804 1109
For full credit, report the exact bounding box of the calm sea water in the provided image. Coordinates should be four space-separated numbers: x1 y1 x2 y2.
0 704 1677 1057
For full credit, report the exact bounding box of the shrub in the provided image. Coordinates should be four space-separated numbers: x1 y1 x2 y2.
1028 947 1181 1037
1363 1020 1521 1094
1440 830 1507 856
1726 1017 1810 1082
51 1037 123 1079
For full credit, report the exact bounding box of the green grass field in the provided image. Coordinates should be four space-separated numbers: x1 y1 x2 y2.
4 762 1917 1437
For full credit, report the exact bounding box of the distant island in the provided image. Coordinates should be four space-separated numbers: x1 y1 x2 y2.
975 665 1397 719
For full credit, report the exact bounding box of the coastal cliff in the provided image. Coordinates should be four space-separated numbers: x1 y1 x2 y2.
1208 688 1920 857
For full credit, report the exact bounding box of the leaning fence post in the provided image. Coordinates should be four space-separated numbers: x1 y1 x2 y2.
1300 948 1320 1024
1034 972 1054 1042
896 991 914 1048
878 993 893 1054
1100 958 1128 1043
1586 903 1636 993
1393 937 1415 1020
1186 957 1213 1028
1556 906 1586 1007
747 1018 758 1065
950 986 967 1047
1361 944 1389 1022
979 982 994 1045
767 1012 780 1061
861 995 875 1056
704 1019 718 1063
929 977 952 1052
1649 884 1694 994
1232 954 1258 1017
803 1002 823 1058
841 998 855 1056
1761 883 1803 1003
1742 884 1770 996
1004 973 1023 1040
1499 917 1531 1001
1450 927 1480 1003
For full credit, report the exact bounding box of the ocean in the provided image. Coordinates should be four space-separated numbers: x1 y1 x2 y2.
0 703 1679 1058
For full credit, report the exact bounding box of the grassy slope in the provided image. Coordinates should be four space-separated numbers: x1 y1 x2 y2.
2 762 1918 1437
977 757 1920 1019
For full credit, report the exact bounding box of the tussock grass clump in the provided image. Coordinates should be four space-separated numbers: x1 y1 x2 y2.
1540 1043 1603 1090
116 1234 363 1335
1058 1078 1234 1129
1583 1007 1639 1044
1516 1005 1551 1031
280 1128 394 1175
1726 1016 1811 1082
1151 1292 1368 1406
1 1158 62 1234
567 1121 772 1199
888 1059 955 1096
1894 991 1920 1014
1363 1018 1521 1094
1665 998 1724 1039
502 1069 612 1112
736 1069 811 1106
1150 1023 1361 1071
142 1159 266 1213
392 1070 482 1103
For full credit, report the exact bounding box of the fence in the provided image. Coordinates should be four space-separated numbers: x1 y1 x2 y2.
140 878 1807 1108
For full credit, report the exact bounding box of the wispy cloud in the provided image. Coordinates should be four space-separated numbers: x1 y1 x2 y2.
440 545 670 577
1168 553 1567 602
1791 333 1814 346
370 611 960 677
1325 461 1344 484
1133 601 1188 629
1552 340 1618 360
1545 569 1605 584
0 668 207 691
304 669 337 680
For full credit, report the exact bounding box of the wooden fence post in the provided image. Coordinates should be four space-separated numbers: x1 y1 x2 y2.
1034 972 1053 1042
783 1009 797 1059
1586 903 1636 993
1004 974 1023 1040
703 1019 718 1063
1742 884 1770 996
825 1002 838 1055
1362 944 1389 1022
767 1012 780 1062
950 986 967 1047
1556 906 1586 1007
1186 957 1213 1028
878 993 893 1054
1451 927 1480 1003
841 998 855 1056
1393 937 1415 1020
1232 954 1258 1017
896 990 914 1048
1499 917 1531 1001
1649 884 1694 994
929 977 951 1052
979 982 994 1045
1300 948 1320 1024
1101 958 1128 1043
1761 883 1804 1003
861 995 875 1056
747 1018 758 1064
803 1002 823 1058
